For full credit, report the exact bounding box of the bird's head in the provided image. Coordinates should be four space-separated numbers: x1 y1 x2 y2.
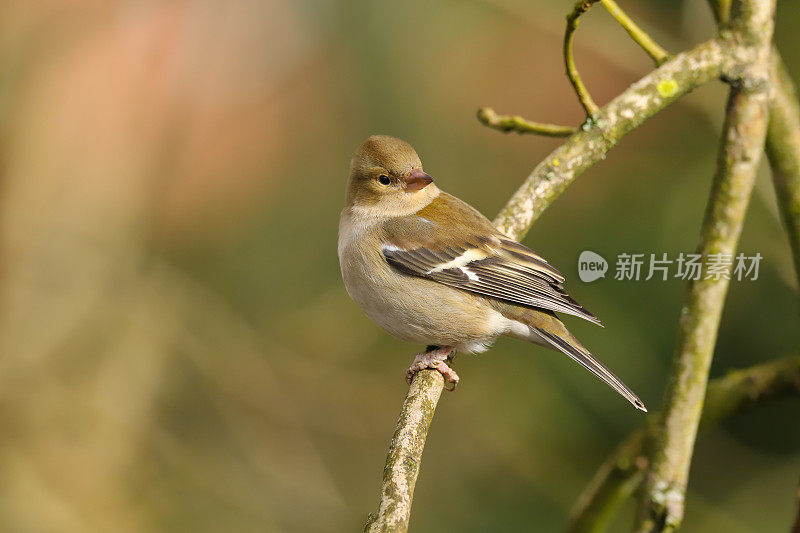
346 135 438 217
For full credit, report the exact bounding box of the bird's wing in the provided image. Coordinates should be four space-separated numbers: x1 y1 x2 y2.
381 192 601 325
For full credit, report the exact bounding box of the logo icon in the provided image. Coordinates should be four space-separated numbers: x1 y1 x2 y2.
578 250 608 282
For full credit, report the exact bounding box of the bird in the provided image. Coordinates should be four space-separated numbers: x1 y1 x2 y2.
337 135 646 411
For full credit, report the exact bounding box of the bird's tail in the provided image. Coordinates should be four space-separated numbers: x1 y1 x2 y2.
498 303 647 412
532 325 647 412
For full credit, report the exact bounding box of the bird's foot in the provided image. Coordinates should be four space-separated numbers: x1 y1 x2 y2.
406 346 459 390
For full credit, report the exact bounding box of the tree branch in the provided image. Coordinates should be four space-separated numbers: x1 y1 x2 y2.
494 37 729 240
567 427 651 533
569 5 800 529
765 54 800 296
567 356 800 533
366 37 733 533
563 0 671 119
365 3 775 531
598 0 670 66
635 2 775 531
565 0 602 117
707 0 731 24
477 107 575 137
707 0 800 294
364 370 445 533
479 0 671 140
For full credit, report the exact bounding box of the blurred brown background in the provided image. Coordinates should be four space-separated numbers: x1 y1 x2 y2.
0 1 798 531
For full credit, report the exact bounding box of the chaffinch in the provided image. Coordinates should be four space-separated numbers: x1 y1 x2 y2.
338 135 646 411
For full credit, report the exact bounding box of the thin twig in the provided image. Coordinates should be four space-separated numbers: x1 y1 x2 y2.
599 0 670 65
708 0 732 24
635 2 775 531
563 0 671 118
567 356 800 533
565 0 601 117
477 107 575 137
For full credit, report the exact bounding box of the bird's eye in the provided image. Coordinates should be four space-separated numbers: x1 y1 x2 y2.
378 175 391 186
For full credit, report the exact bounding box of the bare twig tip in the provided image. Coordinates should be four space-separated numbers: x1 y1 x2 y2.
477 107 575 137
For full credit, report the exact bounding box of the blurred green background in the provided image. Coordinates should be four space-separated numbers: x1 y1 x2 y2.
0 1 798 531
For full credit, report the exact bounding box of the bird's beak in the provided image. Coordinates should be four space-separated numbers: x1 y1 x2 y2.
404 169 434 192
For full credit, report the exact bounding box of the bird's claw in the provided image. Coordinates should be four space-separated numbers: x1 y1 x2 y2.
405 347 459 390
439 363 460 391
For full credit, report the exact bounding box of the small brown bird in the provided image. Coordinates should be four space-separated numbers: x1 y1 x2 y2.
338 135 646 411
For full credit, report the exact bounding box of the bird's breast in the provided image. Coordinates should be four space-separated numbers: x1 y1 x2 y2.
338 225 510 349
